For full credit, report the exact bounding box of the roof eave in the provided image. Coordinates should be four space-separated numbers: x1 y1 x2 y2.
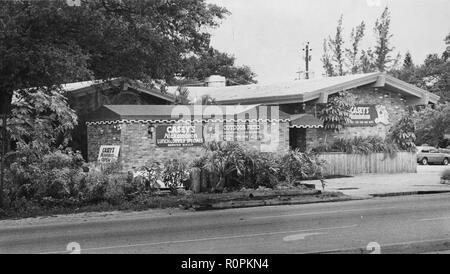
384 75 440 104
216 73 382 104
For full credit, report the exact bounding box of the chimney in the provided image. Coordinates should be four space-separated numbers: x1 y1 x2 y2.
205 75 226 87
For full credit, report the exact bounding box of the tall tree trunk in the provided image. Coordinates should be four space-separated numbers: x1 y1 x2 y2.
0 92 12 207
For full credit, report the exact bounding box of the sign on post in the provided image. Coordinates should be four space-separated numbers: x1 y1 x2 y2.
97 145 120 163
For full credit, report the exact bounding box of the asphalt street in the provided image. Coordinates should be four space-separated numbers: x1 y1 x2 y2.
0 193 449 254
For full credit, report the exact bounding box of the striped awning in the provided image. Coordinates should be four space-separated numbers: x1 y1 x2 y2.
289 114 323 128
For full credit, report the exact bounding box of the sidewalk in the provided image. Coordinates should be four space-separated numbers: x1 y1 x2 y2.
309 166 450 198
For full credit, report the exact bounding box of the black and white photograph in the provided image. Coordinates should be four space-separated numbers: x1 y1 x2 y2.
0 0 449 260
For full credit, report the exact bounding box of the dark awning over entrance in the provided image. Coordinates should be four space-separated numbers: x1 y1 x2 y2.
289 114 323 128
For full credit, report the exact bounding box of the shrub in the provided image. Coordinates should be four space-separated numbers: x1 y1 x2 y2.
100 161 123 175
161 159 190 194
388 115 416 152
79 171 109 203
240 149 282 189
280 149 325 184
6 148 85 201
312 136 399 156
202 141 246 191
104 174 133 205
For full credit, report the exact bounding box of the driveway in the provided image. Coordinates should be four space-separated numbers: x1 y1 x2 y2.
310 165 450 198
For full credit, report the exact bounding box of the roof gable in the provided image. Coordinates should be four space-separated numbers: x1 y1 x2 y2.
64 77 175 103
169 72 439 105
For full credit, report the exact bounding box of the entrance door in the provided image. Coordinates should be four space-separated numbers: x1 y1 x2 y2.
289 128 307 151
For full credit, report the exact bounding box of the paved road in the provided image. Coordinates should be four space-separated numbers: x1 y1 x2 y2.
1 194 449 254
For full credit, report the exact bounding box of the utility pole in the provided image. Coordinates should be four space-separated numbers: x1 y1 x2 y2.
302 42 312 79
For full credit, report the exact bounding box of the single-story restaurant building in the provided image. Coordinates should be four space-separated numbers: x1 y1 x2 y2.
73 72 439 170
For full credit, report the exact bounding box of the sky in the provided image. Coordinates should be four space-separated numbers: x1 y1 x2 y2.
206 0 450 84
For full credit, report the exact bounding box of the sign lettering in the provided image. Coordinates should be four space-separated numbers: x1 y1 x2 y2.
156 124 204 147
97 145 120 163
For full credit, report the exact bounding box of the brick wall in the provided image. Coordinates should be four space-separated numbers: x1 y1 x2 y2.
305 86 409 149
87 124 121 162
88 121 290 171
69 88 172 159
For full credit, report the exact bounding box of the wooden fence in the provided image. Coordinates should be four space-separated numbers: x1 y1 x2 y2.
318 152 417 176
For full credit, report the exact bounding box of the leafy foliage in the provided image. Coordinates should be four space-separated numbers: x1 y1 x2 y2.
240 150 282 189
6 148 85 202
179 47 257 85
199 142 325 189
173 86 191 105
280 149 325 184
391 49 450 103
202 141 246 191
388 116 417 151
411 104 450 147
161 159 189 194
0 0 230 109
8 89 78 153
321 39 335 77
313 136 400 155
373 7 396 72
318 91 355 132
0 0 231 204
328 15 345 76
346 21 366 74
321 7 398 75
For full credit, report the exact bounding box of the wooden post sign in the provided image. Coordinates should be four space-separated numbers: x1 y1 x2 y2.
97 145 120 163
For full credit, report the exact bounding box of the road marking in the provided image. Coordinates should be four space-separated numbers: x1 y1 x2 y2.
251 206 397 219
283 232 323 242
420 216 450 221
38 224 357 254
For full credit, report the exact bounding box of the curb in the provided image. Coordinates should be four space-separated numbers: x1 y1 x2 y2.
370 190 450 197
192 196 359 211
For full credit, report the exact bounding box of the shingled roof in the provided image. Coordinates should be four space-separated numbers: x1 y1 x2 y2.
167 72 440 105
86 104 291 124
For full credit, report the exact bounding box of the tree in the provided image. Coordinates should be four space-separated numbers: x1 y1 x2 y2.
346 21 366 74
173 86 190 105
391 36 450 103
403 52 414 69
318 91 355 143
329 15 346 76
8 89 78 154
388 115 416 151
443 33 450 61
321 6 402 75
179 47 257 85
1 0 229 111
390 51 417 83
412 104 450 147
359 48 376 73
0 0 229 206
373 7 395 72
321 39 335 77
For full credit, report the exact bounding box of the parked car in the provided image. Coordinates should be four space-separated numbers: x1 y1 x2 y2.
416 146 450 165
